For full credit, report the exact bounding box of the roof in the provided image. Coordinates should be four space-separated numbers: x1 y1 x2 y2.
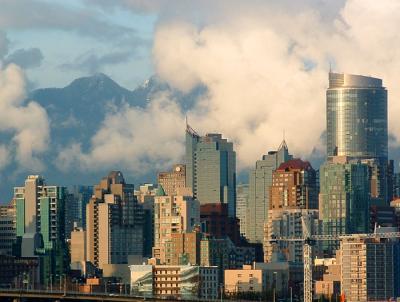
276 158 313 171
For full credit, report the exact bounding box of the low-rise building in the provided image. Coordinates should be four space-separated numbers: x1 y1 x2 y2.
130 264 219 299
224 264 267 295
314 255 341 299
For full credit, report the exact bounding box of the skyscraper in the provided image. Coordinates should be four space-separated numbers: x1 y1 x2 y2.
327 72 388 202
86 171 144 269
185 124 236 217
14 175 68 283
246 140 292 243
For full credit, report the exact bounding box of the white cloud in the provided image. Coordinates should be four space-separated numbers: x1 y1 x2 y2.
57 92 184 174
60 0 400 173
0 63 50 171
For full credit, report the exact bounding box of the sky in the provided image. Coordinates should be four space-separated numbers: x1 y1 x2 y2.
1 0 400 193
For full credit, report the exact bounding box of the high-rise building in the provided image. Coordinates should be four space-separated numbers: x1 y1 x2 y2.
236 184 249 237
327 72 389 203
185 124 236 217
86 171 144 269
319 157 371 255
246 141 292 243
14 175 68 283
158 164 187 196
340 234 400 301
153 186 200 264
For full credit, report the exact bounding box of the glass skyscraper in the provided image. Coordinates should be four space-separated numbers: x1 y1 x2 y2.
327 72 387 160
185 124 236 217
327 72 389 203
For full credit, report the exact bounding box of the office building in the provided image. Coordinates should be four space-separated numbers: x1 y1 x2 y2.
314 255 341 299
130 264 219 299
236 184 249 237
158 164 187 196
247 140 292 243
153 186 200 264
327 72 389 202
319 157 370 255
340 235 399 301
0 255 40 288
185 124 236 217
14 175 68 283
86 171 144 269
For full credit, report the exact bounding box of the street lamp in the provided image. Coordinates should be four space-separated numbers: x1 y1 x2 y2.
273 272 277 302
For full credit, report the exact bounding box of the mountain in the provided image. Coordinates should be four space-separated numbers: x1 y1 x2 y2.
0 73 204 202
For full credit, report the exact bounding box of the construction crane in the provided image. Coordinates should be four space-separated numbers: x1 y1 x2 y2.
269 218 400 302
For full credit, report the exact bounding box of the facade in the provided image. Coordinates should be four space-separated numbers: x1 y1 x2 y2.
165 229 202 265
14 175 67 283
200 203 241 245
314 256 341 299
340 236 399 302
247 140 292 243
319 157 370 255
158 164 187 196
70 226 86 263
264 209 321 262
224 264 267 295
130 264 219 299
153 187 200 264
134 183 157 257
185 125 236 217
0 200 16 255
236 184 249 237
327 72 388 202
86 171 144 269
64 185 92 237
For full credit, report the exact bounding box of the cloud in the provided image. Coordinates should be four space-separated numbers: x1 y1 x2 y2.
58 0 400 173
0 31 9 59
57 92 184 173
59 50 134 73
0 64 50 171
4 48 44 69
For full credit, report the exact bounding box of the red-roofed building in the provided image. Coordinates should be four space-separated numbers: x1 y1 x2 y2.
270 158 317 210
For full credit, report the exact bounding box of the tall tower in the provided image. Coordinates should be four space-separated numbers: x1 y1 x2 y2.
246 140 292 243
327 72 388 202
185 125 236 217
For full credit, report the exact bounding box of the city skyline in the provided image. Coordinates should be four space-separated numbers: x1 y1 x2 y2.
2 2 400 301
3 1 400 203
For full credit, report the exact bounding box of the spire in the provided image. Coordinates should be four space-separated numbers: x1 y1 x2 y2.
185 116 200 138
278 139 288 151
156 185 166 196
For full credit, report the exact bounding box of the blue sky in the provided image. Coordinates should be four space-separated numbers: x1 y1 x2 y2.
4 0 157 89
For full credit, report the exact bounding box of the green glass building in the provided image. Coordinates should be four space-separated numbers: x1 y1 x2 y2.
319 159 370 255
